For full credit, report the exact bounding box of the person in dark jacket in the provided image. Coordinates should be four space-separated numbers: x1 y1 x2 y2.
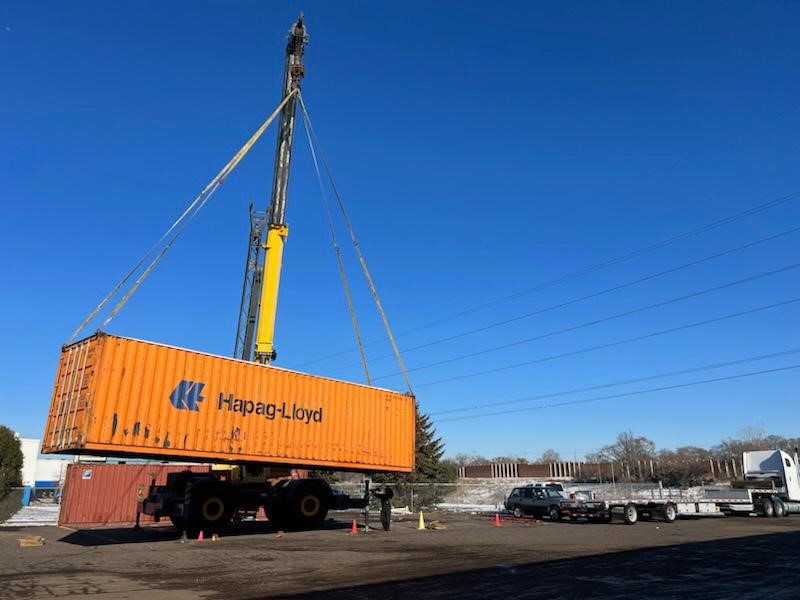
372 487 394 531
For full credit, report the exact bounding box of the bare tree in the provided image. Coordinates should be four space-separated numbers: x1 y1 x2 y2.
587 431 656 465
539 449 561 463
655 446 710 486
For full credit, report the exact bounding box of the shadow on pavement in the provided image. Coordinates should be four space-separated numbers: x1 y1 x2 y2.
270 529 800 600
59 518 351 546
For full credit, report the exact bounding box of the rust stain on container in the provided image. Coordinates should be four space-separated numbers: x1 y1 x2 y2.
43 333 415 472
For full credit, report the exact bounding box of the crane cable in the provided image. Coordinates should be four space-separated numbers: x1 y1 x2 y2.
67 89 299 343
298 99 371 385
298 93 414 396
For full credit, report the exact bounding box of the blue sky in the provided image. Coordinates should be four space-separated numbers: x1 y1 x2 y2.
1 1 798 460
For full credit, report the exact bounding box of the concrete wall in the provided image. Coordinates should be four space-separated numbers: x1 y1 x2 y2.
19 438 40 487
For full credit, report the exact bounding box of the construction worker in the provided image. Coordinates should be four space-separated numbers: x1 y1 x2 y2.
372 486 394 531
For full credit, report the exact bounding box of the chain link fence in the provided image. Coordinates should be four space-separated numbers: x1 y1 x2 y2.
333 479 707 513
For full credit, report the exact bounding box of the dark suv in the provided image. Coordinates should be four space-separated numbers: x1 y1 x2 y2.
505 486 570 520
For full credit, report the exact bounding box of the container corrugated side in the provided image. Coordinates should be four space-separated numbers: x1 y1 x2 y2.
43 334 415 472
58 463 211 527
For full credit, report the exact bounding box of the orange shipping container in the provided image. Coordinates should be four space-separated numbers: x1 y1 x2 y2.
43 333 415 472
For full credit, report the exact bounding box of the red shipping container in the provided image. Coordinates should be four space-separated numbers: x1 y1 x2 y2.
59 463 211 527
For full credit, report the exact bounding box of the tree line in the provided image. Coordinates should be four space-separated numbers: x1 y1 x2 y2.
444 427 800 486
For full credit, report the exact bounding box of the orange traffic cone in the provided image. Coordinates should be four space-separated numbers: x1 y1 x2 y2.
350 519 358 535
197 530 204 541
494 513 502 527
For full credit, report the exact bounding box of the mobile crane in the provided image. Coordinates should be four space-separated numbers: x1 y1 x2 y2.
132 16 388 533
44 14 414 532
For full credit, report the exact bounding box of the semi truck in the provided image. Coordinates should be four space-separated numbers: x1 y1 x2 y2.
560 449 800 524
42 16 416 535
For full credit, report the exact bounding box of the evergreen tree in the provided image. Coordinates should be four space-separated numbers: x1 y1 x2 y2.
410 409 451 483
0 426 23 497
373 406 455 484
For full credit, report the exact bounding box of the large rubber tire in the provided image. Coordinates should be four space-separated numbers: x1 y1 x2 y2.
188 483 234 534
663 502 677 523
624 503 639 525
773 499 785 518
512 505 524 518
548 505 562 522
275 480 331 531
761 499 774 518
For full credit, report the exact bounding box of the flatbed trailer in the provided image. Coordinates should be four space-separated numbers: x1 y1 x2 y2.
563 497 718 525
560 449 800 525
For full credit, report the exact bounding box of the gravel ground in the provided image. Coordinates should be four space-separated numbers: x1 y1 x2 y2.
1 511 799 599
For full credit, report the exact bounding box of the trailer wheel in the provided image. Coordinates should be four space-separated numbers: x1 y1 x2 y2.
761 498 774 518
623 503 638 525
663 502 677 523
773 499 785 518
512 505 524 518
548 505 562 522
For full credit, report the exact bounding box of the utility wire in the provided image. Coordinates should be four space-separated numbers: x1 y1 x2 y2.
415 296 800 388
328 225 800 372
292 190 800 368
431 348 800 416
434 363 800 423
371 262 800 381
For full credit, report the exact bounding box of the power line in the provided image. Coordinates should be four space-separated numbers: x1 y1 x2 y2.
291 190 800 369
371 262 800 381
327 225 800 373
431 348 800 416
434 363 800 423
414 296 800 388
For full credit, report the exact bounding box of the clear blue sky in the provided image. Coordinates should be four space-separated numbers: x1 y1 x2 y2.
1 1 798 461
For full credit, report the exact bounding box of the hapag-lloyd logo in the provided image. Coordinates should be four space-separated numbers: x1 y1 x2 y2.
168 380 323 424
169 380 205 411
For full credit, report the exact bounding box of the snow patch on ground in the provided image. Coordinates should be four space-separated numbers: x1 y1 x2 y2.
1 504 60 527
436 503 498 513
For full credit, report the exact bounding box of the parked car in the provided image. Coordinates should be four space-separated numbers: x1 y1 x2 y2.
505 486 572 520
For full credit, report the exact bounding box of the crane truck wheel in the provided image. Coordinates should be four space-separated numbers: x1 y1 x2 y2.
772 499 785 518
623 503 639 525
761 498 774 518
663 502 677 523
280 479 331 530
189 483 234 533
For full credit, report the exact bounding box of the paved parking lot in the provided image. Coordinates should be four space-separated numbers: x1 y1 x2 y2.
2 512 800 599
